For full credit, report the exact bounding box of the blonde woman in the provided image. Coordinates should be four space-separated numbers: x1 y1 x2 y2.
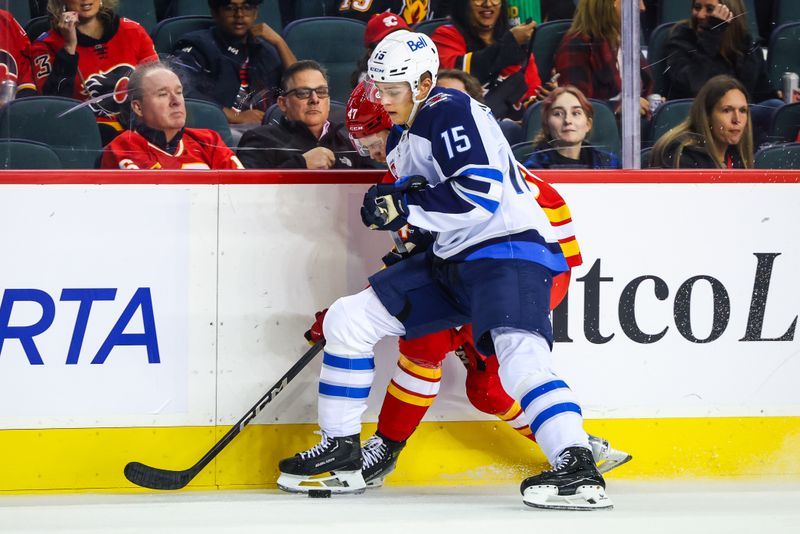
30 0 157 140
650 75 753 169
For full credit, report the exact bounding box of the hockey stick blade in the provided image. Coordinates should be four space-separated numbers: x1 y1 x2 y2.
124 462 197 491
123 340 325 490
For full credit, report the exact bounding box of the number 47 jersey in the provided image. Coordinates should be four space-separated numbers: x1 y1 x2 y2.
386 87 569 274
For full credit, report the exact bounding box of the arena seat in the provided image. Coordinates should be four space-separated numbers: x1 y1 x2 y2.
0 96 102 169
169 0 211 17
184 98 235 147
8 0 31 26
294 0 339 19
150 15 215 54
282 17 366 102
0 139 62 169
775 0 800 26
24 15 49 42
754 142 800 168
767 102 800 144
646 22 677 96
767 22 800 94
414 17 449 37
118 0 158 33
646 98 692 145
531 19 572 80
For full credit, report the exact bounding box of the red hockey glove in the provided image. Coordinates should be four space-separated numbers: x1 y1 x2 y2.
304 309 328 344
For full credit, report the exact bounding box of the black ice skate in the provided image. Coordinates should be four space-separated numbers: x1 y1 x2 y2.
588 434 633 474
521 446 614 510
277 432 366 494
361 433 406 488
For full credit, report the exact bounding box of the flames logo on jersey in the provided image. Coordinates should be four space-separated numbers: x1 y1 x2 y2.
0 49 19 81
83 63 134 118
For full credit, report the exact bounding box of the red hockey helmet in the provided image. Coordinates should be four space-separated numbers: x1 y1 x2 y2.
345 81 392 140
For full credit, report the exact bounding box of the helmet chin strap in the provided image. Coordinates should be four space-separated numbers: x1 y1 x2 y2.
406 86 426 126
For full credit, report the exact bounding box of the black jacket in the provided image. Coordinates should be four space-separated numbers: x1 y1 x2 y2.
236 116 370 169
665 21 774 101
655 140 746 169
171 27 283 110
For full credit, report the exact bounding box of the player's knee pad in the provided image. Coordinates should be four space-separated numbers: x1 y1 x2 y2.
491 327 554 399
324 288 405 356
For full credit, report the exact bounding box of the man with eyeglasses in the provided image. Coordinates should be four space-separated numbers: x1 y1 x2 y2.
237 60 372 169
170 0 296 139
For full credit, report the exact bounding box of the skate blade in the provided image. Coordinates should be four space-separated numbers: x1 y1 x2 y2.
277 470 366 495
596 448 633 475
522 485 614 511
365 477 386 488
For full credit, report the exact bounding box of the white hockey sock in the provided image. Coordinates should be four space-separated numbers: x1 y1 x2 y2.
492 327 589 465
318 287 405 437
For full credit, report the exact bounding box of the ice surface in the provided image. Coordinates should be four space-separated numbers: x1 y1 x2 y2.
1 481 798 534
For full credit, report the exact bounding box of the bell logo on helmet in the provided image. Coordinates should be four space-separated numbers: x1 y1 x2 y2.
406 37 428 52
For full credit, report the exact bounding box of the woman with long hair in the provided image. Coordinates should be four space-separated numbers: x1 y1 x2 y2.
431 0 541 120
554 0 652 116
664 0 773 102
650 75 754 168
30 0 157 141
524 85 620 169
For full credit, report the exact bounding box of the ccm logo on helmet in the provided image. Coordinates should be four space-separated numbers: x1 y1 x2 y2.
406 37 428 52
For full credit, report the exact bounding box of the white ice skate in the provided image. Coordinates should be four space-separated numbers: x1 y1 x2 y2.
588 435 633 474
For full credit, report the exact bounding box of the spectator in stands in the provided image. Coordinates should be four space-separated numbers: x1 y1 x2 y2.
352 12 411 88
337 0 432 24
431 0 541 120
523 85 620 169
171 0 296 137
30 0 157 142
237 60 371 169
554 0 652 116
101 62 244 170
436 68 485 101
0 9 37 100
664 0 774 102
650 75 753 169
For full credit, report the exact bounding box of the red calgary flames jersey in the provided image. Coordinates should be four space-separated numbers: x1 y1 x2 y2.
30 17 157 120
0 9 35 92
101 128 244 170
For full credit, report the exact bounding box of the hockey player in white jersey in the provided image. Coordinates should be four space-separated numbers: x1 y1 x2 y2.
277 29 613 511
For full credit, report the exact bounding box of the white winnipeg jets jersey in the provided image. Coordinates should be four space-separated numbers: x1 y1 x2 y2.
386 87 567 271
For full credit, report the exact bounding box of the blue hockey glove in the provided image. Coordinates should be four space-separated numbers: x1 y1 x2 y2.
361 175 427 231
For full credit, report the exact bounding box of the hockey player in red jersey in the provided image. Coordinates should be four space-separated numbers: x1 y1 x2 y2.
0 9 37 98
300 81 631 488
30 0 157 140
101 62 244 170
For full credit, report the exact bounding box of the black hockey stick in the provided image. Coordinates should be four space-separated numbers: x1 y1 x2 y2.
124 340 325 490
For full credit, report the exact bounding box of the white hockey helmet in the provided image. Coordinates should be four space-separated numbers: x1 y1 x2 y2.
367 29 439 93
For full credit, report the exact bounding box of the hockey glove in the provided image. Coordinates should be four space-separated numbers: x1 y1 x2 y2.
382 225 435 267
361 175 428 231
303 309 327 344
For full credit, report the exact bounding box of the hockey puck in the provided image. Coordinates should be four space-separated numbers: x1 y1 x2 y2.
307 489 332 498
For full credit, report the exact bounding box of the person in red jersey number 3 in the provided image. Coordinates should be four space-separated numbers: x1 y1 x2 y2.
101 62 244 170
31 0 158 141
